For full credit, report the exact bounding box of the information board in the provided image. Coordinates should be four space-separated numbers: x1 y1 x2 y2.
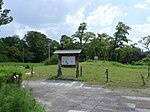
61 56 75 65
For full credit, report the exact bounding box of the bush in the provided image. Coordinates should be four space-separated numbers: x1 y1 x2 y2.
132 58 150 66
0 84 45 112
0 68 23 85
142 58 150 64
131 61 144 66
0 54 9 62
44 54 58 65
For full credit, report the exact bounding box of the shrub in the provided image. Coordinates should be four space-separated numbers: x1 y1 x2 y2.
131 61 144 66
25 65 30 69
44 54 58 65
0 54 9 62
132 58 150 65
142 58 150 64
0 68 23 85
0 84 45 112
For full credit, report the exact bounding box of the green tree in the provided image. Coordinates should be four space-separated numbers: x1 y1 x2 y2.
72 22 87 47
83 32 96 60
0 0 13 61
96 33 112 60
24 31 48 62
6 46 21 62
0 35 21 62
1 35 20 47
113 22 131 48
139 35 150 53
112 22 131 61
0 0 13 26
60 35 75 50
118 45 143 64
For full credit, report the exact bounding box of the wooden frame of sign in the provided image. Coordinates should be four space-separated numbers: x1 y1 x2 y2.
54 50 82 78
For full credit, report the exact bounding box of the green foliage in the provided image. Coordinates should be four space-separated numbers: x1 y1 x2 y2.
139 35 150 52
0 0 13 26
0 21 148 64
117 45 143 64
110 22 131 61
44 54 58 65
72 22 87 46
0 67 23 84
0 84 45 112
23 31 48 62
0 54 9 62
132 58 150 65
59 35 77 50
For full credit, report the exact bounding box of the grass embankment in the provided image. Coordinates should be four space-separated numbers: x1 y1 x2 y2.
0 61 149 88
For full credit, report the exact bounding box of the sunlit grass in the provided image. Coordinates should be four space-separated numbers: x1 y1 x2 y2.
0 61 149 88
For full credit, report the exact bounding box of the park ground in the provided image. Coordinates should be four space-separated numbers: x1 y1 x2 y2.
1 61 150 112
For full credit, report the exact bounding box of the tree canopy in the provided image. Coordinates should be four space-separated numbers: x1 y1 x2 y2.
0 0 13 26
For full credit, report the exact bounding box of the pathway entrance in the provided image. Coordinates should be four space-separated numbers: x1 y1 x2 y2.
23 80 150 112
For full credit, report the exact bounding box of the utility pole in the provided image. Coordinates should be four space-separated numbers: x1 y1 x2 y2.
22 48 24 63
48 43 50 64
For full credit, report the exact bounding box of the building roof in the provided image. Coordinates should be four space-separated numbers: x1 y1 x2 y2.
54 50 82 54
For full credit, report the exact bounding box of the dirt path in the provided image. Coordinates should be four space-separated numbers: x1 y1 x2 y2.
23 80 150 112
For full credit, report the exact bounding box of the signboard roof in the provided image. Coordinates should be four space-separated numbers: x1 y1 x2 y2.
54 50 82 54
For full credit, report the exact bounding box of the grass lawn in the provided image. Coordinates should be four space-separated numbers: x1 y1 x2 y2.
0 61 149 88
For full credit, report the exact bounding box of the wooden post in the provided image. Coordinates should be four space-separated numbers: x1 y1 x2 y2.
141 74 145 85
31 65 33 77
76 55 79 78
57 55 62 76
106 68 108 82
148 65 150 77
80 66 82 76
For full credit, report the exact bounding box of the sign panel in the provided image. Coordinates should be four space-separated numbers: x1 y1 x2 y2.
62 56 75 65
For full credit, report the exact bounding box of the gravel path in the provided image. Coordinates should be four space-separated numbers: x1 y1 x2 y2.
23 80 150 112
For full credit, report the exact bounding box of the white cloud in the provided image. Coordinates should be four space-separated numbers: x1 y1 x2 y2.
130 24 150 36
99 27 112 34
134 0 150 10
130 23 150 44
147 16 150 23
0 21 49 38
1 0 90 40
134 3 149 10
85 4 124 27
129 23 150 51
66 7 85 29
145 0 150 4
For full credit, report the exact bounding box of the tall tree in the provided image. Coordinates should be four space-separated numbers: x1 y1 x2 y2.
139 35 150 53
0 35 21 62
139 35 150 63
112 22 131 61
113 22 131 49
0 0 13 26
60 35 75 50
0 0 13 61
24 31 48 62
72 22 87 47
83 32 96 60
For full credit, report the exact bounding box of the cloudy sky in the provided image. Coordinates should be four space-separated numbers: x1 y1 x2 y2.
1 0 150 46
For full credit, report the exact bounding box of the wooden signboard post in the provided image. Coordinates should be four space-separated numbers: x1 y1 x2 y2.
54 50 82 78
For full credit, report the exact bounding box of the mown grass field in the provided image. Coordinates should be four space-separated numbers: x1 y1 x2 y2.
0 61 149 88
